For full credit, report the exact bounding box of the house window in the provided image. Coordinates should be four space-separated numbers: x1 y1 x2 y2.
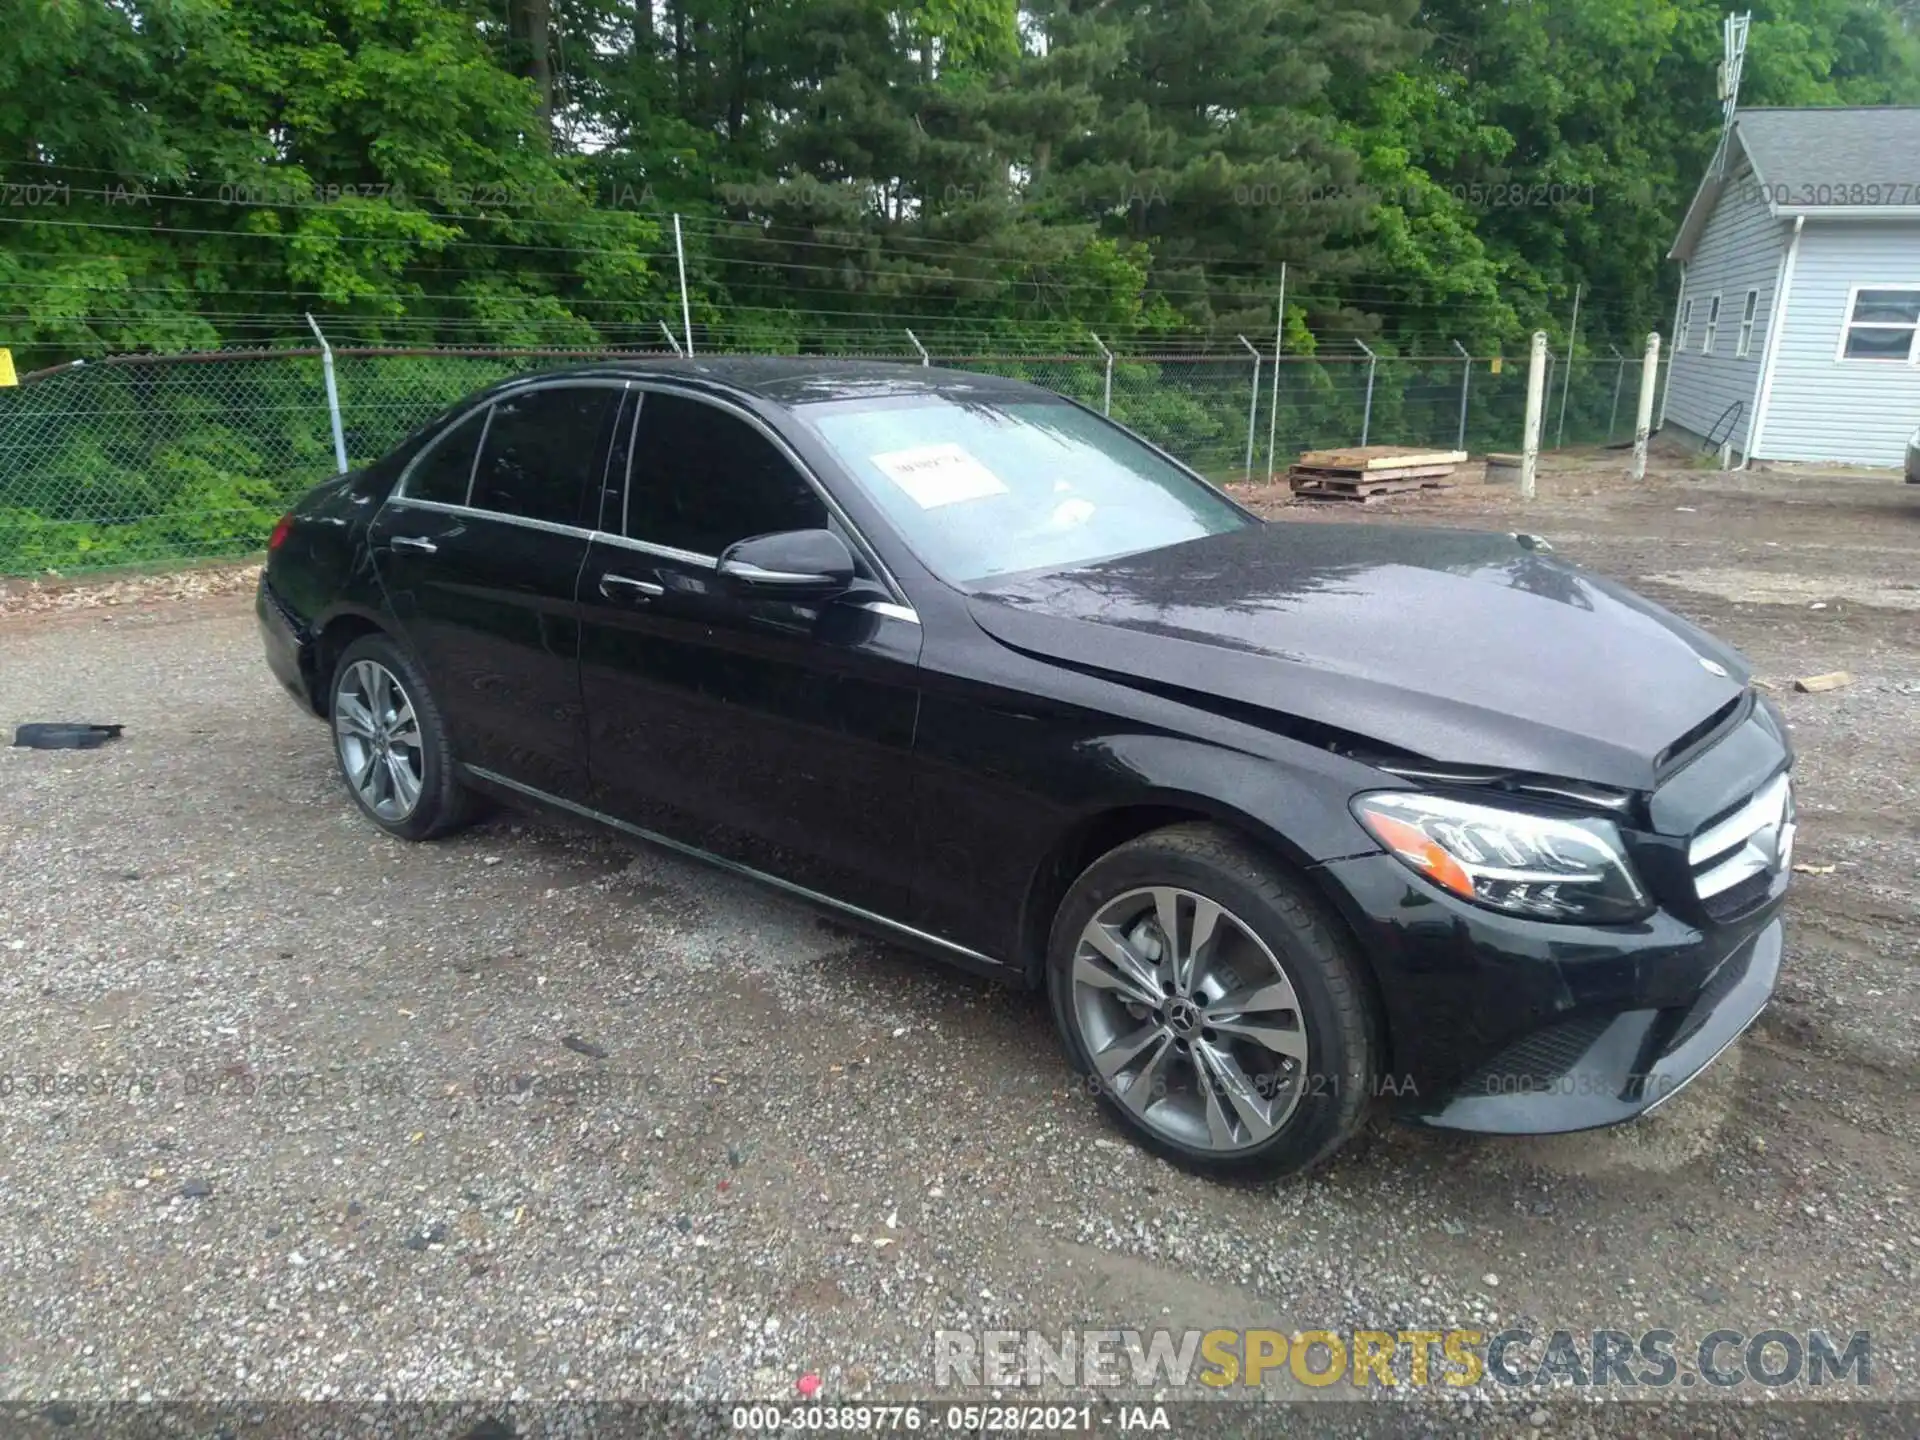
1677 299 1692 352
1736 290 1759 357
1701 294 1721 354
1839 287 1920 361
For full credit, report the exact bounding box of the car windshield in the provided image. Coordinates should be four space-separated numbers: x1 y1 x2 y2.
799 397 1251 586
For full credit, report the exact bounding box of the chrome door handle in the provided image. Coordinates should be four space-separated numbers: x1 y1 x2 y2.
390 535 438 554
599 573 665 600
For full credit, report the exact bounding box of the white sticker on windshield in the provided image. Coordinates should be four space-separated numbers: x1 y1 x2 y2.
870 443 1009 508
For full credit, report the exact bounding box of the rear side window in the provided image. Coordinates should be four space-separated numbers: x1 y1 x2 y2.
471 385 621 527
624 392 827 555
404 407 487 505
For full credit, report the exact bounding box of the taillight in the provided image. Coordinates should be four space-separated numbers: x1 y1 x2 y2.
267 514 294 551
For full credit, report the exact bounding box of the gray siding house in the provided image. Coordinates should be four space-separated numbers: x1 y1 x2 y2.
1663 106 1920 468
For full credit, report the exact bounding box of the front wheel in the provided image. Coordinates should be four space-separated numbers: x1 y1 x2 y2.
328 633 478 841
1047 823 1378 1181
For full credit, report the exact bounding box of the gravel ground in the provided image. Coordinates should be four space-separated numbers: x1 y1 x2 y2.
1 452 1915 1437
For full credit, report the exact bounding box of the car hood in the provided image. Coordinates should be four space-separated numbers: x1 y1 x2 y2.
967 521 1750 792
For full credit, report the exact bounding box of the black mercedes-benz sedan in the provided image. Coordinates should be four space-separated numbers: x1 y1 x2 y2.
258 358 1794 1179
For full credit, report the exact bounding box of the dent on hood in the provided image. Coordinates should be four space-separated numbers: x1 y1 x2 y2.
970 522 1751 795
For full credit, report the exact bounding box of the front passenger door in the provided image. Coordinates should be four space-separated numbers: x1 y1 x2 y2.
577 389 924 919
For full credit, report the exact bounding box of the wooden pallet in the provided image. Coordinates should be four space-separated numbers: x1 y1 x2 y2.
1289 473 1457 502
1295 445 1468 472
1287 443 1469 502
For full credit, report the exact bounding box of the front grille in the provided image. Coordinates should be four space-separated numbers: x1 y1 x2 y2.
1689 770 1793 910
1455 1014 1615 1097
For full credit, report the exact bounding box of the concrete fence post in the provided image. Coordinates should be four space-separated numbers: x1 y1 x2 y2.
1631 331 1662 481
1520 330 1548 499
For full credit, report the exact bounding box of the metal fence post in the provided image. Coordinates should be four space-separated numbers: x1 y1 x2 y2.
1451 339 1471 451
1631 330 1662 481
1089 333 1113 415
305 313 348 475
1236 335 1261 477
1355 340 1377 447
1608 345 1626 440
673 213 695 356
1264 264 1286 481
905 329 930 366
1520 330 1547 499
1555 282 1582 448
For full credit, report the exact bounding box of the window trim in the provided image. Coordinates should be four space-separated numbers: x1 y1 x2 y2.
1735 289 1759 358
392 377 630 507
1700 292 1721 355
617 381 912 607
380 373 915 614
464 377 630 527
1833 282 1920 364
390 400 491 506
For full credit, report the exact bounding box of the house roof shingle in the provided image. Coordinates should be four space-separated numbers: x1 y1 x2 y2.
1733 106 1920 193
1668 106 1920 261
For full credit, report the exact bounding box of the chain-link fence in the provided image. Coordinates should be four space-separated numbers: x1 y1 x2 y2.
0 344 1663 576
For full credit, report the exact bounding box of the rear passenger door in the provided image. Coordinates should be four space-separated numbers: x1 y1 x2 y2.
372 381 626 800
576 388 925 918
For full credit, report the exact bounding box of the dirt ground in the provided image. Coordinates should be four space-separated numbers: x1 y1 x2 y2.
0 449 1915 1437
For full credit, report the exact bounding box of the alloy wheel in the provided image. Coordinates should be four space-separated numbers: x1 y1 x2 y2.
1071 886 1311 1152
334 659 426 822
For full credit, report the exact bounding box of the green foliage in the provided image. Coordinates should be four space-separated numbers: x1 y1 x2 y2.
0 0 1917 571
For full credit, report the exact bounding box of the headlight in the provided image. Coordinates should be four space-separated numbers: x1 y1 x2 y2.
1351 791 1650 923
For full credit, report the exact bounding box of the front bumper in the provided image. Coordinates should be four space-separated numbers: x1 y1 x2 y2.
1317 850 1784 1135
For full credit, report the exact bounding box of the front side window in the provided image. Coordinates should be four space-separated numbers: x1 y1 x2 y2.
1840 288 1920 361
1702 294 1721 354
624 391 828 554
403 406 488 506
802 397 1250 587
471 385 621 526
1736 290 1759 357
1677 298 1691 352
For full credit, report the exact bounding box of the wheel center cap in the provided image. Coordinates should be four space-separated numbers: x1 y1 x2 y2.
1166 998 1202 1037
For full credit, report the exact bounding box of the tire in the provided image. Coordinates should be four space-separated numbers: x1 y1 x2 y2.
327 632 479 841
1046 822 1378 1181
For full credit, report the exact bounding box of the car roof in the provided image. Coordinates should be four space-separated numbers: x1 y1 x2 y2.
500 356 1058 408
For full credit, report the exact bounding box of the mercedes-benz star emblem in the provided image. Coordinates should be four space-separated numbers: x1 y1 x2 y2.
1699 657 1730 678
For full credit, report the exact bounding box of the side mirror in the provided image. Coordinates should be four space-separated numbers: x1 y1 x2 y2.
716 528 857 600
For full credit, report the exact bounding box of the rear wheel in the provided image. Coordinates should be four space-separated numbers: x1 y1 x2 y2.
328 633 478 841
1047 823 1378 1181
